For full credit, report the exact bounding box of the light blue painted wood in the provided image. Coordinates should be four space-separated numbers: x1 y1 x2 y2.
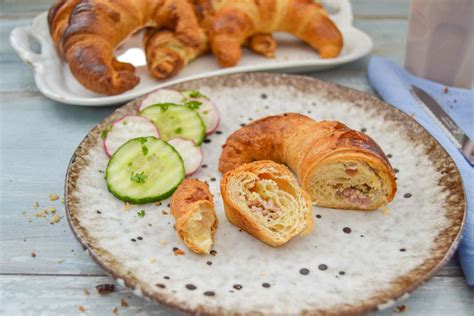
1 275 472 316
1 1 472 315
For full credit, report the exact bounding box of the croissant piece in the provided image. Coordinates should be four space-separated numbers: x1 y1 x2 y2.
208 0 343 67
170 179 218 254
48 0 202 95
219 113 397 211
144 29 276 80
144 0 341 78
221 160 313 246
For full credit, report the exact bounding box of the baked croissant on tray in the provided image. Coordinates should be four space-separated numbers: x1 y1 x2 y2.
219 113 397 211
48 0 342 95
146 0 343 78
48 0 203 95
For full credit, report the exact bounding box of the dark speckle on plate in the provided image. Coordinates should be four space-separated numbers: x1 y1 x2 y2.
299 268 310 275
185 284 197 290
262 283 271 288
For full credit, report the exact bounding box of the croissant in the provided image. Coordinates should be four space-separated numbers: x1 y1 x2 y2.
209 0 343 67
219 113 397 211
170 179 218 254
144 0 342 78
48 0 202 95
221 160 313 246
144 29 276 80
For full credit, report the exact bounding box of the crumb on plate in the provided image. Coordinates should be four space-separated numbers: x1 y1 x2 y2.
121 298 129 307
173 248 185 256
393 305 407 313
95 283 115 295
50 214 62 225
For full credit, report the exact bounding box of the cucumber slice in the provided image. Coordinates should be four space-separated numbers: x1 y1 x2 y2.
105 137 185 204
140 104 205 145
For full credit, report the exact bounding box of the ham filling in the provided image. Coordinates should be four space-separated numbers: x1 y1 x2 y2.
337 187 372 206
245 181 281 220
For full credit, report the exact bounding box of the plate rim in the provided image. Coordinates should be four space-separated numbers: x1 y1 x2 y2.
64 72 466 315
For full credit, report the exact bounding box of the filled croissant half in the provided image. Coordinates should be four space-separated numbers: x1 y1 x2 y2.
219 113 397 211
221 160 313 246
170 179 218 254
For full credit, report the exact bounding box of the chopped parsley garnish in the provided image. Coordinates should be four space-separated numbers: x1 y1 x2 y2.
187 90 208 99
159 103 170 112
130 171 147 184
137 209 145 218
141 144 148 155
175 127 183 134
185 100 202 110
123 121 128 125
101 125 113 139
139 138 149 155
127 161 132 167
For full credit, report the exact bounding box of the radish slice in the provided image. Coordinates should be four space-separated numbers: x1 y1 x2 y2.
168 138 203 175
139 89 184 112
103 116 159 157
182 91 220 135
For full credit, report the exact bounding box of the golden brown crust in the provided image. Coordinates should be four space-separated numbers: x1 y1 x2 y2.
143 27 208 80
220 160 313 246
143 0 342 77
48 0 203 95
248 33 276 58
208 0 343 67
170 179 218 254
219 113 397 210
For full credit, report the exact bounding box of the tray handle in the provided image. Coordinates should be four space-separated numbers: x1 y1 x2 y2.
10 25 49 71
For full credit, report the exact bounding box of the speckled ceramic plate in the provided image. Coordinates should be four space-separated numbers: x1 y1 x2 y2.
65 73 465 315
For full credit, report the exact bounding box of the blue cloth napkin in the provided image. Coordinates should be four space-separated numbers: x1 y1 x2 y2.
368 56 474 285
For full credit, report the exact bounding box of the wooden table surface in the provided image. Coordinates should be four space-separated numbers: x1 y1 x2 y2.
1 0 473 315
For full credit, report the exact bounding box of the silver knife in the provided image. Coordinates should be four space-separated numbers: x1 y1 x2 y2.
410 85 474 166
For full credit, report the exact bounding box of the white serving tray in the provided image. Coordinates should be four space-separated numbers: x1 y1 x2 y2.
10 0 372 106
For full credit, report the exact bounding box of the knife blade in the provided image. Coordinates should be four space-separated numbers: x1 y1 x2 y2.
410 85 474 166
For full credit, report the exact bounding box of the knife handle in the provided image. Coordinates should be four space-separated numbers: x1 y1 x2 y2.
461 137 474 166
